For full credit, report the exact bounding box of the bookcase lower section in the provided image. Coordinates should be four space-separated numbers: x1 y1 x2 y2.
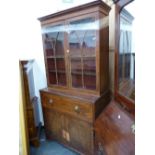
40 88 110 154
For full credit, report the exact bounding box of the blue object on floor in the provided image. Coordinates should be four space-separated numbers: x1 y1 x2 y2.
30 140 79 155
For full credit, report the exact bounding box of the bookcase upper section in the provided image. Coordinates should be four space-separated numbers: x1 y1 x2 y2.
39 0 111 95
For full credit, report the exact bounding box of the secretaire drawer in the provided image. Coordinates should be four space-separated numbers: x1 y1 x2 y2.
40 92 93 122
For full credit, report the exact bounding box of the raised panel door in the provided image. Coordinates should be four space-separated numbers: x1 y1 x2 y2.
43 108 63 141
67 116 94 155
42 104 94 154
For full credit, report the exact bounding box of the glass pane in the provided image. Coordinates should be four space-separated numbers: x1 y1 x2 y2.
48 71 57 84
118 4 135 101
82 30 96 57
47 58 55 70
56 58 66 71
57 73 66 86
71 58 82 88
69 17 97 90
55 32 65 57
83 75 96 90
69 31 81 57
47 58 57 85
56 58 66 86
72 74 83 88
42 24 67 86
83 57 96 72
83 57 96 90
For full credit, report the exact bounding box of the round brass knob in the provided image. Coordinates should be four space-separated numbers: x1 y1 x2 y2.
49 99 53 104
74 105 80 113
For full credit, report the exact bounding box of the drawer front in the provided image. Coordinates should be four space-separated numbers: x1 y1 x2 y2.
41 92 93 122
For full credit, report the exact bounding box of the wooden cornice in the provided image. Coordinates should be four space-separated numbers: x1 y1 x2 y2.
38 0 111 22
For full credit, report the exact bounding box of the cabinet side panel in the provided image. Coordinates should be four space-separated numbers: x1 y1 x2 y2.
43 108 63 141
99 12 109 94
95 90 110 119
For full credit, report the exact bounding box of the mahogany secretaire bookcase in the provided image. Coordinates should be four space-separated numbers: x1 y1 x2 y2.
38 0 111 154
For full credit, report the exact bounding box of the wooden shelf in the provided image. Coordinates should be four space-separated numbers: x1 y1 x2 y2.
84 72 96 76
72 71 96 76
70 55 96 59
49 70 66 74
47 56 65 59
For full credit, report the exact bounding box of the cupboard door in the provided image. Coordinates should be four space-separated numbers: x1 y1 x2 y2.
43 107 94 155
43 108 63 141
42 23 67 86
65 115 94 155
68 16 97 90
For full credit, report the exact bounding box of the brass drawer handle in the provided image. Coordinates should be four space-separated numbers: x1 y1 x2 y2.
48 99 53 104
74 105 80 113
66 49 69 53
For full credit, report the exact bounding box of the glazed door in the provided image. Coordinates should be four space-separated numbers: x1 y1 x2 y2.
42 23 67 87
114 0 135 114
68 15 97 90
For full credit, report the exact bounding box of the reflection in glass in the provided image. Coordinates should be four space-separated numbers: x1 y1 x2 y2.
42 24 67 86
118 6 135 101
69 17 97 90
